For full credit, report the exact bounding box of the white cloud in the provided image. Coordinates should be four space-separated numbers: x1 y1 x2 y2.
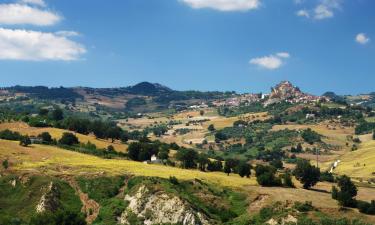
0 28 86 61
180 0 261 11
276 52 290 58
55 31 80 37
19 0 46 7
296 9 310 18
249 52 291 70
0 3 60 26
314 4 333 20
355 33 370 45
296 0 341 20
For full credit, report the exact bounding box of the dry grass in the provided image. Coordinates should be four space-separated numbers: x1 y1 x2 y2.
0 122 127 152
332 140 375 180
0 139 256 188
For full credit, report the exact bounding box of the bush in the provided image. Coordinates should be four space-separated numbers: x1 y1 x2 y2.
2 159 9 169
29 210 86 225
294 201 314 212
59 133 79 146
357 200 375 215
282 172 294 188
169 176 179 185
19 135 31 147
255 165 281 187
38 132 53 144
320 171 335 183
301 128 321 144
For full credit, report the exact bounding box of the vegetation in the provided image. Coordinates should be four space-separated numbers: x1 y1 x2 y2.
294 159 320 189
332 175 357 207
255 165 281 187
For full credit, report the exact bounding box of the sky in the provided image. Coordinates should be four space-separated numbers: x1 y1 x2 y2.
0 0 374 95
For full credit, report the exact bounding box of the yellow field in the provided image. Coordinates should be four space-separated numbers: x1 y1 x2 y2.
332 140 375 180
0 139 255 188
0 122 128 152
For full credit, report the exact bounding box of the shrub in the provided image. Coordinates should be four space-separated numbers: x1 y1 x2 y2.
320 171 335 183
19 135 31 147
169 176 179 185
357 200 375 215
301 128 321 144
38 132 53 144
59 133 79 146
282 172 294 188
294 201 314 212
2 159 9 169
255 165 281 187
29 210 86 225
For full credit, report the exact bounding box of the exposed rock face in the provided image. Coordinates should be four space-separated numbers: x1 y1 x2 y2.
36 182 60 213
266 215 298 225
119 185 211 225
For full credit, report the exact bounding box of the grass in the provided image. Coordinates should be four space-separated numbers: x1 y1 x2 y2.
0 175 82 223
0 122 128 152
0 139 256 188
332 140 375 180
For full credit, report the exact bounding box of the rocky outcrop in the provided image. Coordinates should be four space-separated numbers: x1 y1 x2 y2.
119 185 211 225
36 182 60 213
266 215 298 225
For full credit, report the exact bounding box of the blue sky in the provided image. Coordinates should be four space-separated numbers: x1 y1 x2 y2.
0 0 374 95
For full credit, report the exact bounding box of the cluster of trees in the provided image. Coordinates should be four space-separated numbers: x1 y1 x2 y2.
127 140 169 162
355 121 375 135
301 128 321 145
0 129 32 147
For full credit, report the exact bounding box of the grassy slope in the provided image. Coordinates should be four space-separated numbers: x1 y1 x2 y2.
0 122 128 152
333 139 375 179
0 140 256 188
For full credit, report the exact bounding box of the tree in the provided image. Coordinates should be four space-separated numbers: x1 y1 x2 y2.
224 163 231 176
2 159 9 170
59 133 79 146
51 108 64 121
238 161 252 178
176 148 198 169
39 108 49 116
207 124 215 132
333 175 358 207
38 132 52 144
294 159 320 189
106 127 122 143
296 143 303 152
270 159 283 169
207 160 222 172
255 165 281 186
200 110 205 116
373 130 375 140
282 172 294 188
197 153 210 171
19 135 31 147
301 128 321 144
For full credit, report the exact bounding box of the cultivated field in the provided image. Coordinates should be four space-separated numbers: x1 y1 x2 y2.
0 122 128 152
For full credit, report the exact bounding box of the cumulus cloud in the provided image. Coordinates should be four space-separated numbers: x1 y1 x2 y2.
0 3 60 26
296 9 310 18
19 0 46 7
249 52 291 70
355 33 370 45
314 4 333 19
180 0 261 11
296 0 341 20
0 28 86 61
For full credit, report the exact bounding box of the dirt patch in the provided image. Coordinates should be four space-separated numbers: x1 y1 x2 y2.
248 194 270 213
63 177 100 224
